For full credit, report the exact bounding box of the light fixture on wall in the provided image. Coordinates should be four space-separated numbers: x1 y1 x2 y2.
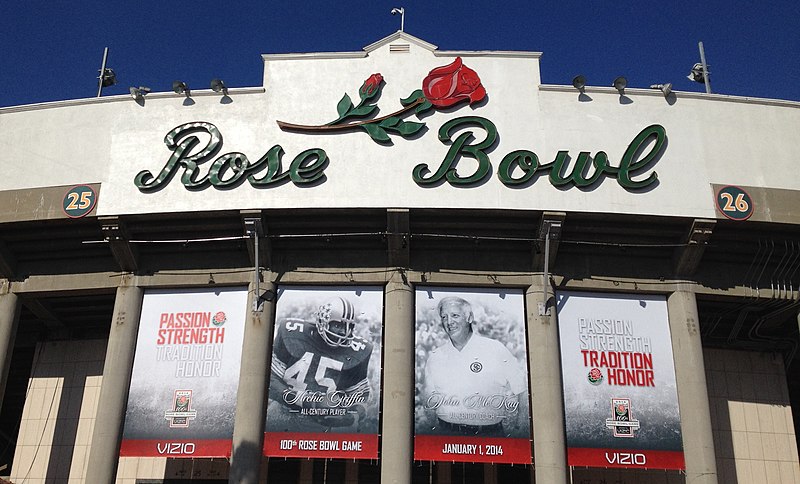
210 79 227 93
612 76 627 94
572 75 586 92
129 86 151 102
650 83 673 97
172 81 189 95
173 81 194 105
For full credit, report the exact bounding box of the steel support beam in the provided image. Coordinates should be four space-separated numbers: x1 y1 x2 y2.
533 212 565 272
99 216 139 272
674 219 715 277
241 210 270 270
387 208 410 268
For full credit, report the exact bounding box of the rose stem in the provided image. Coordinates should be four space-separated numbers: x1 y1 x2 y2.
276 98 424 132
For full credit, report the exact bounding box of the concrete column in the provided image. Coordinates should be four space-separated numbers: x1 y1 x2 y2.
525 284 568 484
229 277 276 484
483 463 497 484
344 460 358 483
436 462 450 483
380 271 414 484
0 284 20 407
668 288 718 483
299 459 313 483
86 276 143 483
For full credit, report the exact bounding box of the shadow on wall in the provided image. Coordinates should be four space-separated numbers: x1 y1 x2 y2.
9 340 106 483
706 348 799 484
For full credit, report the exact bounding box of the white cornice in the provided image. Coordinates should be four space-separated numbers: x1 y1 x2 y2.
0 87 265 114
539 84 800 108
262 51 366 61
435 50 542 59
362 30 438 52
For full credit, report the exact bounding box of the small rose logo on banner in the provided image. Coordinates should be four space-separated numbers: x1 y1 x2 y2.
277 57 486 144
587 367 604 385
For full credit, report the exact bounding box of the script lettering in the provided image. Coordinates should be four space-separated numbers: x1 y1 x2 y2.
135 122 328 192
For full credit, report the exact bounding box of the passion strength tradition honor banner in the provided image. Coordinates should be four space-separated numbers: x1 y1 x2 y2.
414 287 531 464
263 286 383 460
121 287 248 457
557 291 684 470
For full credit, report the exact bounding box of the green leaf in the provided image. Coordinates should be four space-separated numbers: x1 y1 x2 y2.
415 99 434 116
400 89 424 106
379 117 401 128
394 121 426 136
337 94 354 118
349 105 378 118
362 123 391 143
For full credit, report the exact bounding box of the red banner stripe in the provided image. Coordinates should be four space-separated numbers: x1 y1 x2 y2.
414 435 531 464
567 447 685 470
119 439 231 458
263 432 378 460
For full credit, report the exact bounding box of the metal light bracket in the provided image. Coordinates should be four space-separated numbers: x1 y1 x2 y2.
244 218 264 312
539 218 562 316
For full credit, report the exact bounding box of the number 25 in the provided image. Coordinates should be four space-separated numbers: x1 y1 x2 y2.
65 191 93 210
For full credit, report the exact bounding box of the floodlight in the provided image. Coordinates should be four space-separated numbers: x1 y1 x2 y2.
172 81 189 95
391 7 404 15
649 83 672 97
687 62 709 83
612 76 627 93
99 68 117 87
129 86 151 101
210 79 226 93
572 75 586 91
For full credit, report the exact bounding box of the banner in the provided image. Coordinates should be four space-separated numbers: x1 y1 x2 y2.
263 286 383 459
556 291 684 470
414 287 531 464
121 287 248 457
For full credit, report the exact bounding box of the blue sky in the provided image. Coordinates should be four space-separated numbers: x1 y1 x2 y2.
1 0 798 107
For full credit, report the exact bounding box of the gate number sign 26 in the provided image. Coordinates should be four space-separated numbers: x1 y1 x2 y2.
716 185 753 221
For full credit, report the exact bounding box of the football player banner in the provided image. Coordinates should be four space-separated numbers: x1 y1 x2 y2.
263 286 384 459
121 287 248 457
414 287 531 464
556 291 685 470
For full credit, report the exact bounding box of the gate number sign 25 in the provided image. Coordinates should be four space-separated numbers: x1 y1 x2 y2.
63 185 97 218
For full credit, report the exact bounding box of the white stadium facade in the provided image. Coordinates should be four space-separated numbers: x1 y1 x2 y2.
0 31 799 484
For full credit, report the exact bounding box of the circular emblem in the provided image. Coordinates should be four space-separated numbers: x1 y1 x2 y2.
615 403 627 416
212 311 227 326
588 368 604 385
469 361 483 373
715 185 753 221
62 185 97 219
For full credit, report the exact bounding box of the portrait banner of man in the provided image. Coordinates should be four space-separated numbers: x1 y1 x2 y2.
263 286 384 459
414 287 532 464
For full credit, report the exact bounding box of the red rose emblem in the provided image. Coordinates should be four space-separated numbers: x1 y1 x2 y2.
359 73 383 98
422 57 486 108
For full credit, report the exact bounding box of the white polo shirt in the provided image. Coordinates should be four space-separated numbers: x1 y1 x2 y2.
423 332 526 425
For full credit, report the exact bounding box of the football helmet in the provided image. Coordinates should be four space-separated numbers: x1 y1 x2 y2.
315 297 357 347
